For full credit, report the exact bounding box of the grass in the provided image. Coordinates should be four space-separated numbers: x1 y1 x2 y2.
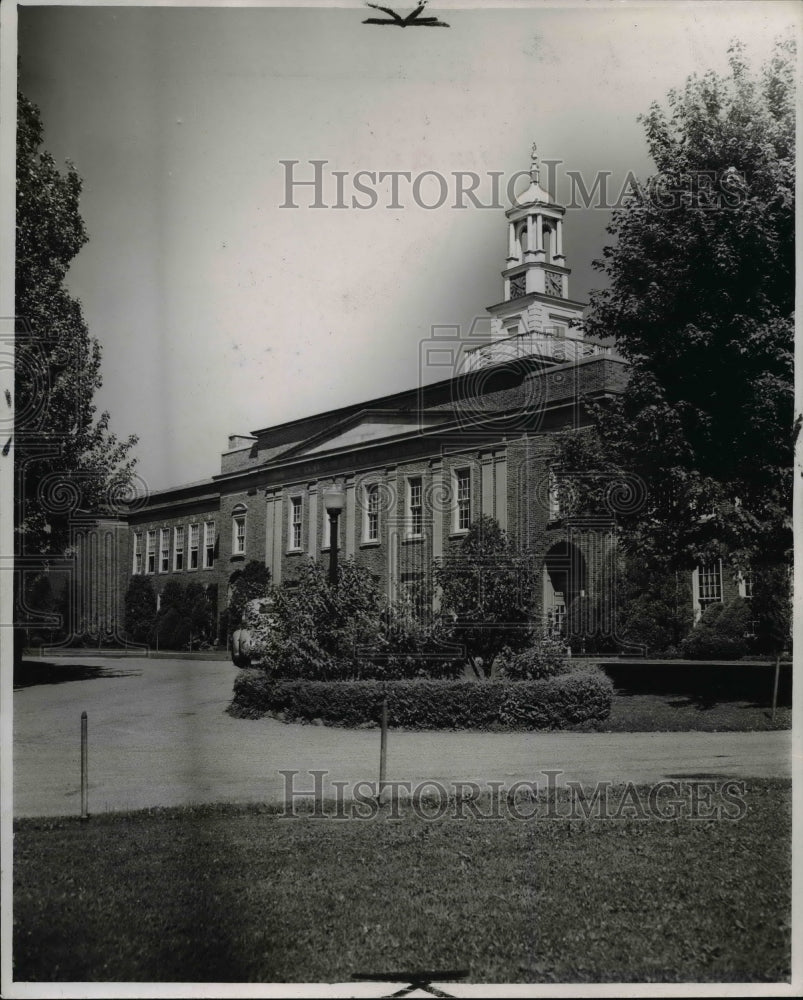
590 691 791 732
13 780 790 984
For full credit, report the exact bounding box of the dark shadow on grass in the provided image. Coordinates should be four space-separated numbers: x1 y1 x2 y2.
14 660 141 690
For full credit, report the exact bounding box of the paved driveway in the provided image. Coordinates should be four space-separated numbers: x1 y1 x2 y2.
12 655 794 818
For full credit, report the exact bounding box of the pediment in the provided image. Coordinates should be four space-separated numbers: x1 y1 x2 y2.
284 409 454 458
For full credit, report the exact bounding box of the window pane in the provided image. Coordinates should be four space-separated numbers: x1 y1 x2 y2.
291 498 302 549
409 478 422 535
204 521 215 568
456 470 470 530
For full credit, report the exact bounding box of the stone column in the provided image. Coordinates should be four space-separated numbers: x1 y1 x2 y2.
308 483 318 560
430 459 444 611
494 451 508 531
271 492 283 585
344 476 356 559
507 221 517 263
525 214 535 261
554 218 565 262
481 453 494 517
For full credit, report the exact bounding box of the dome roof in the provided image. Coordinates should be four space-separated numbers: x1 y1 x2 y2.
511 176 555 207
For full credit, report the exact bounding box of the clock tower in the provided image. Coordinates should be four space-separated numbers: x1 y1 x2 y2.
477 144 588 360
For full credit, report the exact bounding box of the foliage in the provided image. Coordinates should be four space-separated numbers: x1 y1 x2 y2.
749 564 792 654
498 637 570 681
15 94 137 557
123 577 157 644
142 578 217 650
679 597 752 660
614 563 695 655
230 670 613 730
557 39 795 574
225 560 272 638
433 516 535 676
248 559 459 679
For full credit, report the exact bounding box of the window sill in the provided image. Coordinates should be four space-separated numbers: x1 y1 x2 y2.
448 530 469 540
403 535 424 544
286 548 304 556
359 540 381 548
230 553 245 562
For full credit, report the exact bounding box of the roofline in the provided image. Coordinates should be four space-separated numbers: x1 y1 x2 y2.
212 354 628 486
248 351 558 438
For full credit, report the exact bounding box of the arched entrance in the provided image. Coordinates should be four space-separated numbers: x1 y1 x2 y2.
543 540 586 638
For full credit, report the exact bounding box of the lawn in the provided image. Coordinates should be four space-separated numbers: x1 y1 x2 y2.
13 780 790 984
592 692 791 732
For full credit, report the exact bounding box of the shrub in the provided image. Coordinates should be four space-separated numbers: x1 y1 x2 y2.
680 597 751 660
499 636 570 680
152 607 190 651
433 516 535 676
229 670 613 730
616 574 695 656
247 558 461 680
124 576 157 643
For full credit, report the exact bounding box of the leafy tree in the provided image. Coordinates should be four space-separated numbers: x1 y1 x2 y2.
15 95 138 656
561 39 794 575
433 516 535 677
750 565 792 656
16 94 138 552
185 582 216 647
123 577 157 644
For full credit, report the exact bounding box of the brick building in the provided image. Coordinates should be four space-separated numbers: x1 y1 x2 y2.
75 151 743 645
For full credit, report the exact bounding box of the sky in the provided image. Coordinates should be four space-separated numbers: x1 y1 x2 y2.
16 0 799 493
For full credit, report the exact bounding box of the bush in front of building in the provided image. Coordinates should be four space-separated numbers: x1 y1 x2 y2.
229 666 613 730
679 597 752 660
433 516 535 678
497 636 570 681
123 577 157 643
123 576 217 650
247 558 461 680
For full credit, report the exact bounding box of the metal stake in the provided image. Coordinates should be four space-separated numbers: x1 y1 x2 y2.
80 711 88 820
379 697 388 802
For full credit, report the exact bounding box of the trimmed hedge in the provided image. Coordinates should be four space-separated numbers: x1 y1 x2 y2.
229 668 613 730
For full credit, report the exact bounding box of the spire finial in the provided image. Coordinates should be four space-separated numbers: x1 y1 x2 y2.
530 142 540 183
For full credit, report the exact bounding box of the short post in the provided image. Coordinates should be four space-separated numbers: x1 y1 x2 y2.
378 697 388 802
80 710 88 820
771 654 780 723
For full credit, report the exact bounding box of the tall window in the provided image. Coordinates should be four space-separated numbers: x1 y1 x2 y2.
232 507 246 555
698 562 722 609
159 528 170 573
455 468 471 532
204 521 215 569
189 523 199 569
408 477 423 537
146 530 156 574
174 526 185 571
365 483 380 542
290 496 303 550
133 532 143 574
